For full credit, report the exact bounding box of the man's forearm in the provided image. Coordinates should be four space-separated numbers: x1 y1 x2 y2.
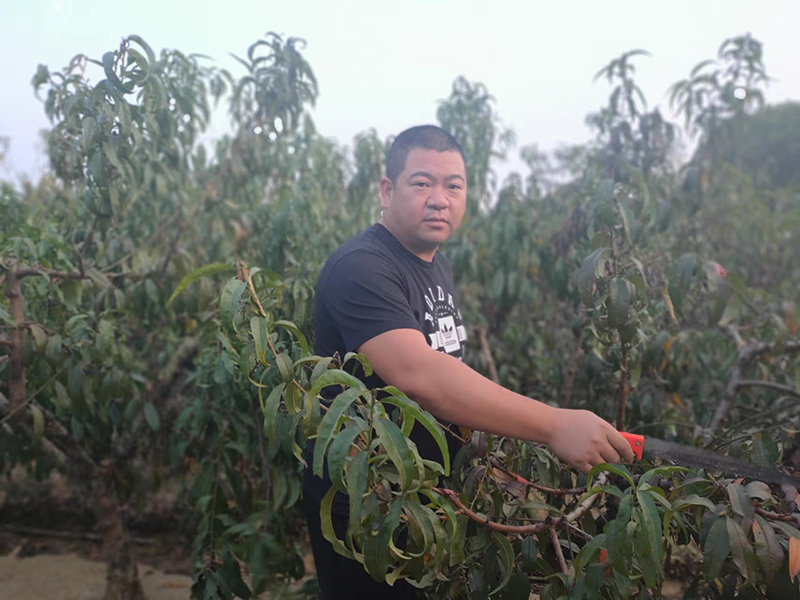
375 346 560 445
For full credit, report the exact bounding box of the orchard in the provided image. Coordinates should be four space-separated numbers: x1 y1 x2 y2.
1 31 799 600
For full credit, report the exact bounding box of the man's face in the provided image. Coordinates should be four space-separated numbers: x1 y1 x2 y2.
379 148 467 261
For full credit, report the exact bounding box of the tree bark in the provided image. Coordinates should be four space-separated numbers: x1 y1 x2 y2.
95 474 146 600
5 267 27 410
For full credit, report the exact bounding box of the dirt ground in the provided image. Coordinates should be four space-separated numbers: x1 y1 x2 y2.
0 547 193 600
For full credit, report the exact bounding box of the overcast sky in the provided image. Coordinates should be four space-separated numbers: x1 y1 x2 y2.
1 0 798 183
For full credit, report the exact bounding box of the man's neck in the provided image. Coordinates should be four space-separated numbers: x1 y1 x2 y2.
378 219 437 262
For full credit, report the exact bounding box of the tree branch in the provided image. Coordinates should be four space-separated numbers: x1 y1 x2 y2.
549 526 569 574
709 327 800 432
490 459 586 496
432 473 607 535
736 380 800 398
616 344 629 431
476 325 500 384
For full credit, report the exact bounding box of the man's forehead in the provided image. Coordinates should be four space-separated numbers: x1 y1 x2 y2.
402 148 466 177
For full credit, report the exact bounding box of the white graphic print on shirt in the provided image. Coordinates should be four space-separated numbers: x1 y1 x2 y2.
423 285 467 355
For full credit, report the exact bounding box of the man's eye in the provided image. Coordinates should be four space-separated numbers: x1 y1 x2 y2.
413 182 429 188
448 184 462 191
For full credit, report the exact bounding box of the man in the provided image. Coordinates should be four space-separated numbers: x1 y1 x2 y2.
304 125 634 599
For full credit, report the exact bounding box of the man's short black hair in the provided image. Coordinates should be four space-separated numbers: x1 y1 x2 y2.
385 125 465 184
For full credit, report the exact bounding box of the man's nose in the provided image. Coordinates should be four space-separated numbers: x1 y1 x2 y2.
427 185 449 209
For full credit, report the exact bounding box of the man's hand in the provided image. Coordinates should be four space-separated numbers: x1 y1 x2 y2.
546 409 636 474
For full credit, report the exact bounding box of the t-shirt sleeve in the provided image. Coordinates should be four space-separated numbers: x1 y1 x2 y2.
318 249 421 353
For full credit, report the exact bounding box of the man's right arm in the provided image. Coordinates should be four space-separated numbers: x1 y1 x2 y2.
358 328 635 474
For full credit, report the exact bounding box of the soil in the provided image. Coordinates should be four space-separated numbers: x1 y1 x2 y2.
0 547 193 600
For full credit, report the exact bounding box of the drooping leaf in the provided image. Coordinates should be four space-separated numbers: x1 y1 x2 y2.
489 531 515 596
379 393 450 476
219 278 247 334
752 514 784 584
326 425 365 494
704 517 730 580
727 516 758 581
144 401 160 431
345 451 369 539
373 418 417 491
274 319 310 356
313 387 369 477
30 405 44 444
727 483 754 531
320 486 355 560
669 253 696 317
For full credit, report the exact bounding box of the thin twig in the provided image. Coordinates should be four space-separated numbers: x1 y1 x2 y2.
549 526 569 574
476 325 499 384
754 506 797 523
432 473 607 535
736 380 800 398
490 459 586 496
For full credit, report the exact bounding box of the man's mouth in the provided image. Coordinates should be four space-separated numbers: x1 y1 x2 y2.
425 217 449 224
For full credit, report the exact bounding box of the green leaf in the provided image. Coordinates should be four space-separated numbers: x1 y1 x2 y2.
327 425 365 494
670 494 717 513
45 335 63 369
250 317 269 364
313 387 369 477
30 405 44 444
573 532 607 575
373 418 417 491
669 253 696 317
489 531 515 596
275 353 293 383
608 278 635 329
727 516 757 581
727 483 754 531
320 486 355 560
588 462 634 487
310 357 333 383
752 514 784 584
29 324 47 351
144 401 160 431
380 393 450 476
262 383 285 440
219 278 246 334
637 489 665 565
81 116 98 152
274 319 310 356
575 248 610 306
745 481 774 504
607 493 633 571
520 535 538 572
346 451 369 538
220 551 251 599
402 499 435 557
703 516 730 580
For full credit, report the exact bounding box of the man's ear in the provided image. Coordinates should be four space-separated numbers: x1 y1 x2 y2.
379 176 393 211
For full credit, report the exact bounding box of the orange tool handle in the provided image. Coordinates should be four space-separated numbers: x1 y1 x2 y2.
620 432 644 460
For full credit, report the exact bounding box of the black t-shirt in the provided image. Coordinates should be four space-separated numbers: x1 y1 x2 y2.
307 224 467 503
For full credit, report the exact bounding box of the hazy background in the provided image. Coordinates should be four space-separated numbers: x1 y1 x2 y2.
2 0 798 182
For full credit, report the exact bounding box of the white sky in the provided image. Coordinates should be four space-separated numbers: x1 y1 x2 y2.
1 0 799 184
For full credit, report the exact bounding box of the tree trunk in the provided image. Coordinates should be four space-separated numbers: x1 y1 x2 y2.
94 476 146 600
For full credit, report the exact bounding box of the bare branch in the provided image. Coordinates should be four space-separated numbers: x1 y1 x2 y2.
709 328 800 432
476 325 500 384
490 459 586 496
736 380 800 398
549 526 569 574
432 473 607 535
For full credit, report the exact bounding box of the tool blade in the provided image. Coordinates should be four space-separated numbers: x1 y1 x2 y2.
642 438 799 487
